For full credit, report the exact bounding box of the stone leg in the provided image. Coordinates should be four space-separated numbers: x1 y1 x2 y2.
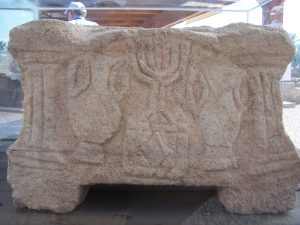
11 177 89 213
217 176 298 214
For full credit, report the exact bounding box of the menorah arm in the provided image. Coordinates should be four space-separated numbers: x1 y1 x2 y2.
136 51 157 83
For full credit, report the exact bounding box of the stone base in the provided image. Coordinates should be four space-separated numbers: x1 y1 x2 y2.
7 160 89 213
11 177 88 213
218 176 298 214
11 176 299 214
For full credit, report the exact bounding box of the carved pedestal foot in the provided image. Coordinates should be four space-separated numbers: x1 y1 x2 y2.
218 177 298 214
11 179 89 213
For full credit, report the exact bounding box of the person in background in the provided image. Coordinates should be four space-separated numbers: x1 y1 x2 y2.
64 1 99 26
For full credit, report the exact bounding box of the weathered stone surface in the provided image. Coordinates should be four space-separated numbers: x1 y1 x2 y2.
7 20 300 214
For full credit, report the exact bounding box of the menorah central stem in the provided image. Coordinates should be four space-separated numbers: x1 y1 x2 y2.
149 83 166 114
158 84 166 112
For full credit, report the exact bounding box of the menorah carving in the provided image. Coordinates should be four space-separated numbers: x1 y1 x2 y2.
123 35 190 178
6 20 300 214
135 37 190 114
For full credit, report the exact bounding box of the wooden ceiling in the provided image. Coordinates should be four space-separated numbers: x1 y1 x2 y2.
39 0 237 28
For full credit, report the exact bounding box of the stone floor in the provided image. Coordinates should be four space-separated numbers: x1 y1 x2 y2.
1 106 300 225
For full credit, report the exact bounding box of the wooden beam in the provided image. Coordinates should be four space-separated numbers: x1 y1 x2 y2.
88 10 162 15
141 11 197 28
97 21 143 27
87 12 156 20
39 10 162 16
38 0 235 9
98 19 143 23
37 0 236 28
185 11 219 24
125 0 177 6
100 0 235 7
123 0 234 7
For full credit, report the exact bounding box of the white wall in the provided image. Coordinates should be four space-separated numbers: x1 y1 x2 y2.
0 10 35 43
173 0 262 28
284 0 300 35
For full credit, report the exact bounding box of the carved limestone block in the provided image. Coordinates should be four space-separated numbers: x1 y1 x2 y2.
7 20 300 214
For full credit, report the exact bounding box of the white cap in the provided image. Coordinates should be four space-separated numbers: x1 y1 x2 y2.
64 2 87 15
